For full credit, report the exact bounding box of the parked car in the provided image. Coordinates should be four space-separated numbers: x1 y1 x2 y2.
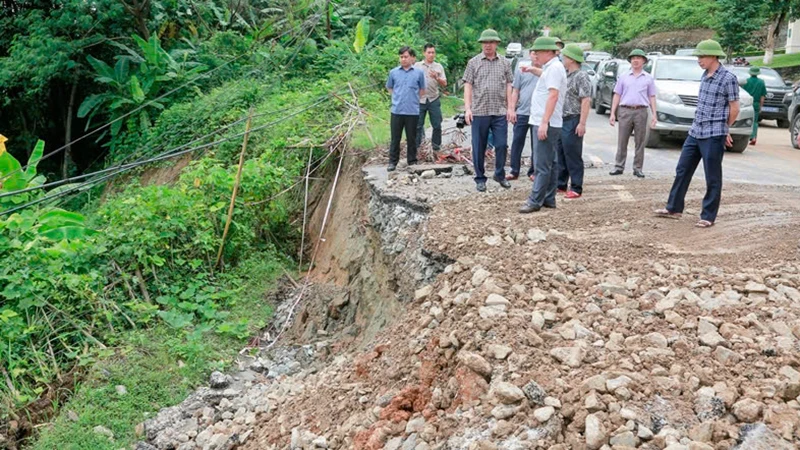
643 56 755 153
506 42 523 59
727 66 792 127
593 59 630 114
785 83 800 148
584 51 612 64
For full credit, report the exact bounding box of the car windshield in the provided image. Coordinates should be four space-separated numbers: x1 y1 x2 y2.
581 63 595 72
728 66 786 87
675 49 694 56
654 59 704 81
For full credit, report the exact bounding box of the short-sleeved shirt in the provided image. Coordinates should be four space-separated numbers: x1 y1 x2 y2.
415 60 446 103
613 70 657 106
462 52 513 116
529 57 567 128
564 69 592 116
512 64 539 116
743 76 767 111
386 66 426 115
690 65 740 139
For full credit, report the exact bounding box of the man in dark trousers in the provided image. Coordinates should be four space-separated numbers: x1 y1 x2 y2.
386 46 426 172
462 29 514 192
518 36 567 214
654 40 740 228
556 44 592 199
609 49 657 178
415 44 447 153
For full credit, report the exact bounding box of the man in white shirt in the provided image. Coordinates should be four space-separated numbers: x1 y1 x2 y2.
519 37 567 214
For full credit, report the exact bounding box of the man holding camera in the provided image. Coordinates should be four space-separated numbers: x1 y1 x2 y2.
507 49 539 181
415 44 447 153
386 46 426 171
462 29 514 192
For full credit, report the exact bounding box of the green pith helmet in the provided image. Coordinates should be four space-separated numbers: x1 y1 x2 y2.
531 36 559 51
627 49 648 62
553 36 564 47
478 29 502 43
749 66 761 75
561 44 584 63
692 40 726 57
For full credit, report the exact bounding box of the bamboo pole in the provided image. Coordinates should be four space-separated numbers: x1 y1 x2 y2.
216 107 254 270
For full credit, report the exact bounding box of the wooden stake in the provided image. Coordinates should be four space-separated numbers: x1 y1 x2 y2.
216 108 254 270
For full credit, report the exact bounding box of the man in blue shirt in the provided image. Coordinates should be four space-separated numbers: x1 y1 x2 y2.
386 46 426 171
654 40 740 228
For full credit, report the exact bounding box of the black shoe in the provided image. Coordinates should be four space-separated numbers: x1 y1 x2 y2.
543 203 556 209
609 169 623 176
633 170 645 178
476 181 487 192
494 177 511 189
387 164 397 172
408 160 418 167
519 203 541 214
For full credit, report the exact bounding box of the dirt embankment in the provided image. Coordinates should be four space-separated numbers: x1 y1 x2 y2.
135 160 800 450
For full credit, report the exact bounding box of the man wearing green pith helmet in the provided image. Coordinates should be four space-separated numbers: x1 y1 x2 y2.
742 66 766 145
655 40 740 229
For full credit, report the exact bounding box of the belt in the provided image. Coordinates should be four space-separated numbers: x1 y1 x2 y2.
620 105 647 109
563 114 580 119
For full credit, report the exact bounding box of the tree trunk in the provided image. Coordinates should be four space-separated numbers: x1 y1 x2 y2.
63 80 78 179
326 0 332 41
763 12 786 65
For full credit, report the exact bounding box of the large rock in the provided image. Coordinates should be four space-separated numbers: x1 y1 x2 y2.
585 413 607 450
550 347 585 368
491 382 525 404
522 380 547 405
732 398 764 422
209 371 230 389
457 351 492 378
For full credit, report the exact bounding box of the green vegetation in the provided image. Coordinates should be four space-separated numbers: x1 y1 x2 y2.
32 252 280 450
751 52 800 68
584 0 717 50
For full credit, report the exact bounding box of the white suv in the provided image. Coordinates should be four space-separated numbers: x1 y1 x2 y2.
644 56 755 153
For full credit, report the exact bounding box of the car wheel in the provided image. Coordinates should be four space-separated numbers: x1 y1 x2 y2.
791 113 800 149
645 128 661 148
727 135 748 153
595 98 607 115
777 118 790 128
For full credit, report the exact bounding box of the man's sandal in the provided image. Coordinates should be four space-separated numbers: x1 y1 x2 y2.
695 220 714 228
653 208 682 219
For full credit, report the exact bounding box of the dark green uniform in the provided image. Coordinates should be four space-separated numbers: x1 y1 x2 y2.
743 75 767 140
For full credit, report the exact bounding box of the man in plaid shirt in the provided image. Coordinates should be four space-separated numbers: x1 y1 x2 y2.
655 40 740 228
462 29 514 192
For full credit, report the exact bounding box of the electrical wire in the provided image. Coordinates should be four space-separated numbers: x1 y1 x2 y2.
0 94 337 217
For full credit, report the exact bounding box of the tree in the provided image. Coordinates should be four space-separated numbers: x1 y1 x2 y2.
715 0 766 56
762 0 800 64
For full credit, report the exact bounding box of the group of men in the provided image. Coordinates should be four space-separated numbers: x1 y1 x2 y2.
386 32 742 228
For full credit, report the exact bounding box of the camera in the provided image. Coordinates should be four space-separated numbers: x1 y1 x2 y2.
454 113 467 129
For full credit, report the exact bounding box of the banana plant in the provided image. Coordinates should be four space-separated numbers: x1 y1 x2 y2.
78 34 208 140
0 135 47 206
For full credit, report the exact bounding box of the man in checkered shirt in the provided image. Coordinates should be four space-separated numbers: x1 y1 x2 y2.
462 29 514 192
655 40 740 229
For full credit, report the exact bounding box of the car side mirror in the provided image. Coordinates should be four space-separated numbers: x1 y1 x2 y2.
588 70 596 77
604 71 615 79
787 81 793 86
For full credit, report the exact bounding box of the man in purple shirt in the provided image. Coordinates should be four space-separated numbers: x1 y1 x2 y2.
609 49 657 178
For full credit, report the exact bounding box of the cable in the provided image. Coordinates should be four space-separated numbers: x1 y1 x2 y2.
0 94 337 216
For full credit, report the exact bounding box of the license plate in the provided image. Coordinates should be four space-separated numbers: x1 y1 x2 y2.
762 106 779 113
